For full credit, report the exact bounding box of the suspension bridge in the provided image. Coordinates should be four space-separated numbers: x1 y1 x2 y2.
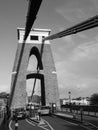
1 1 98 130
9 0 98 111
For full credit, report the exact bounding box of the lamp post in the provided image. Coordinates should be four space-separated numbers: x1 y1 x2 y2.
68 91 72 112
68 91 71 104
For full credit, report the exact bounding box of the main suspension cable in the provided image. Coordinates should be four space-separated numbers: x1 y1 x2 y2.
44 15 98 41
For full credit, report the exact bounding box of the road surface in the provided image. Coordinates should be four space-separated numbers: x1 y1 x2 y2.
9 116 87 130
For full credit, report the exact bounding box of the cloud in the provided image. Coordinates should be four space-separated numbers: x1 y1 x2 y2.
91 0 98 9
52 35 76 62
55 37 98 98
0 85 10 93
62 35 74 44
53 0 98 98
66 40 98 78
76 33 88 39
70 38 98 61
57 8 85 23
56 0 98 23
56 60 98 98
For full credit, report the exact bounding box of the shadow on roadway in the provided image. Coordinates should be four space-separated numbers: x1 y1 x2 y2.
0 117 9 130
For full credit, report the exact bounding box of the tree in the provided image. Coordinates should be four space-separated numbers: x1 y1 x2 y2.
90 93 98 105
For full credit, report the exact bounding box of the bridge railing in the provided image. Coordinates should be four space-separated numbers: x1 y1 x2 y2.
0 110 5 118
61 105 98 117
0 107 5 125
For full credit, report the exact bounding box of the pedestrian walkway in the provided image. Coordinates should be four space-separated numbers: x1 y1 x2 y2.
0 119 8 130
54 112 73 119
61 108 98 118
0 110 4 126
0 118 3 125
54 111 98 128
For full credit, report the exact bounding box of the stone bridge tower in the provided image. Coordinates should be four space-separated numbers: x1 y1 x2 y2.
10 28 60 110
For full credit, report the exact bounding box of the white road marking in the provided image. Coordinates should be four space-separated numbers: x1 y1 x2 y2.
10 117 97 130
64 118 98 129
53 115 78 126
64 120 78 126
87 122 98 129
38 119 54 130
26 119 36 126
80 125 92 130
26 118 53 130
9 120 13 130
80 121 98 130
38 125 50 130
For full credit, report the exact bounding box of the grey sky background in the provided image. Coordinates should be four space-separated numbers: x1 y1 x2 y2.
0 0 98 98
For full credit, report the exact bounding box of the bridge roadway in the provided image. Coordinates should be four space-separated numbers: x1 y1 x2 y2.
9 116 87 130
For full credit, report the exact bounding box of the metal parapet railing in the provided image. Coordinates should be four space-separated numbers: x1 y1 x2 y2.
0 109 5 125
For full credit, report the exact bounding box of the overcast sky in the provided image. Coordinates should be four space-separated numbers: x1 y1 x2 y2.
0 0 98 98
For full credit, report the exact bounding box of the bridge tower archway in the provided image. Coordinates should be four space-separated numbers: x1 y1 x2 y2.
10 28 60 110
26 73 45 106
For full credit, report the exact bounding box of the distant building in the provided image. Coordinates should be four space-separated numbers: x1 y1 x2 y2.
71 98 90 105
0 92 9 110
60 98 69 105
28 95 41 104
0 98 6 110
60 97 90 106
